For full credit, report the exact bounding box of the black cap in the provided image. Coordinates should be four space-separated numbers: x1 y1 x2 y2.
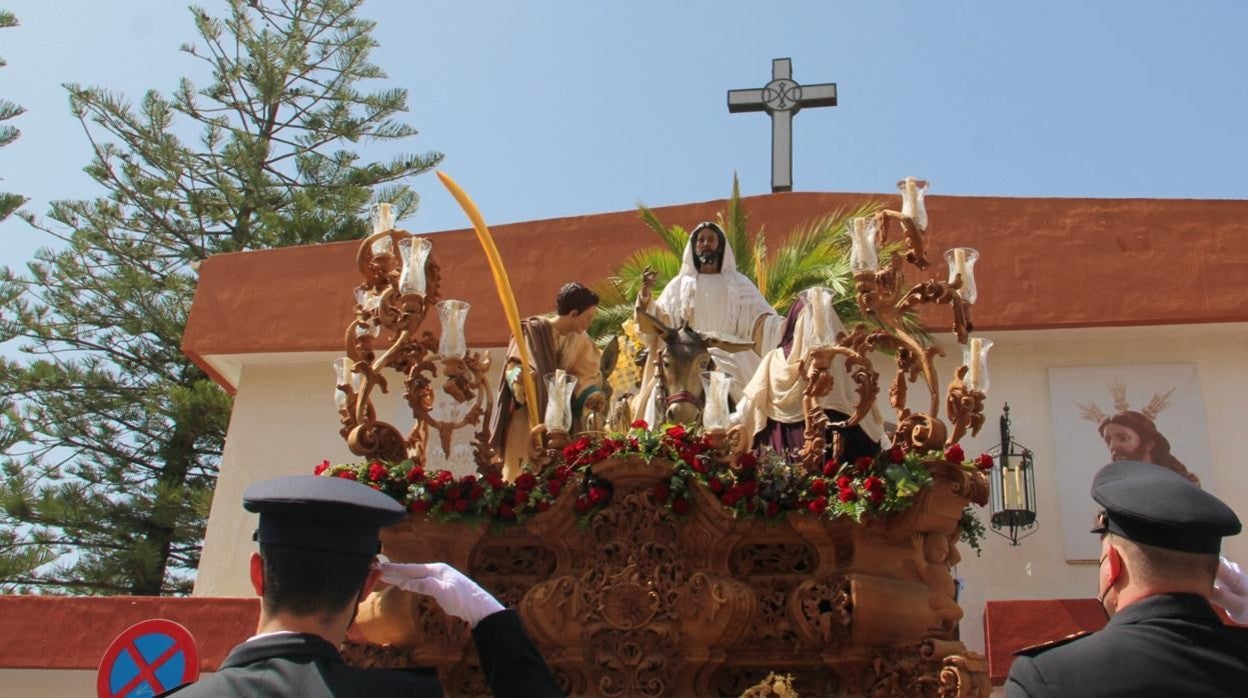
243 475 406 556
1089 460 1240 555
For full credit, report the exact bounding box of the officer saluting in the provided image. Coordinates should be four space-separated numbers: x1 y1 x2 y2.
161 475 562 697
1006 460 1248 697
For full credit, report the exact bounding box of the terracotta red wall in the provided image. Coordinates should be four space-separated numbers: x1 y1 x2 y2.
0 596 257 670
182 192 1248 390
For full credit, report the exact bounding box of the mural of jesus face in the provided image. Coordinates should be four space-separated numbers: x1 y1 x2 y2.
1102 422 1153 462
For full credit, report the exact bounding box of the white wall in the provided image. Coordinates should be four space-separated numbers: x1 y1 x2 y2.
0 669 96 696
194 323 1248 658
194 349 506 597
949 322 1248 654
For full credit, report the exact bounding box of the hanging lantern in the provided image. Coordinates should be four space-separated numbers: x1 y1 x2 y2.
988 403 1037 545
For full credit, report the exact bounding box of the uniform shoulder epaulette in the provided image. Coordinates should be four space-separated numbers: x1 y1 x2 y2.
1012 630 1092 657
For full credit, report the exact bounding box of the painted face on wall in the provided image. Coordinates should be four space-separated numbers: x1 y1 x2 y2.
1102 422 1153 462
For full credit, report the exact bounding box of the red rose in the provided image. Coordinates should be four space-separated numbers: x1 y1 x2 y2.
409 499 430 513
738 452 758 470
536 499 551 512
498 502 516 520
314 459 330 476
485 472 504 489
721 492 738 506
708 477 724 493
444 486 460 502
514 488 529 505
836 475 853 490
368 462 388 482
809 478 827 496
653 482 670 502
691 458 707 474
864 475 887 505
407 466 426 483
741 480 758 497
944 444 966 463
631 419 649 430
838 487 858 503
822 459 838 477
454 498 469 512
548 479 563 497
575 495 591 513
975 453 995 471
854 456 874 474
427 470 452 491
809 496 828 513
515 473 537 491
440 500 454 513
588 486 610 506
673 498 691 514
765 501 780 517
887 446 905 464
665 424 687 439
338 470 357 481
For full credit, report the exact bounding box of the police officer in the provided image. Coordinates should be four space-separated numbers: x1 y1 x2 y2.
1005 460 1248 697
162 475 562 697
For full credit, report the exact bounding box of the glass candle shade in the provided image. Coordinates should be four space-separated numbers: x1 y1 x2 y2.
333 357 351 410
944 247 980 304
544 369 578 433
849 216 880 274
803 286 838 349
897 177 929 231
354 288 382 337
701 370 733 432
436 299 469 359
962 337 994 394
398 236 433 297
369 203 395 257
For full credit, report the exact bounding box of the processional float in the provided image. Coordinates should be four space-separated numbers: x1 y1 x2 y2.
329 174 995 697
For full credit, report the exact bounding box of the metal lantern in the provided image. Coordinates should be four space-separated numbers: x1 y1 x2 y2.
988 404 1037 545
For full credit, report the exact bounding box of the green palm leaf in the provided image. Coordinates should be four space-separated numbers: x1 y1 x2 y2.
586 180 923 347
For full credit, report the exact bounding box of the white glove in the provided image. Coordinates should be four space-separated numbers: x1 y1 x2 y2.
1212 556 1248 624
378 562 504 627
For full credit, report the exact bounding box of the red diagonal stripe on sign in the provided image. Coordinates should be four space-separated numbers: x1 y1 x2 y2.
111 640 181 698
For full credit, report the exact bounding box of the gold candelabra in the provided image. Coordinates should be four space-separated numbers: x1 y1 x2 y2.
334 204 500 474
791 178 990 469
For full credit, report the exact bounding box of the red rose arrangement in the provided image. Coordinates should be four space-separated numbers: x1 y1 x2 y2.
313 426 981 527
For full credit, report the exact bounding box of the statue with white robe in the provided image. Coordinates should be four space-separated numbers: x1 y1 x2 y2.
632 222 786 425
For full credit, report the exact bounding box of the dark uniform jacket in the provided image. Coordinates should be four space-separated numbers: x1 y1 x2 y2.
163 609 562 697
1005 593 1248 697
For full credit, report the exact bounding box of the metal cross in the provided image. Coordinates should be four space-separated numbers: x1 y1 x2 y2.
727 58 837 193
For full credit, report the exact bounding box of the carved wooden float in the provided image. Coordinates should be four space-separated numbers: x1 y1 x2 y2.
347 456 990 698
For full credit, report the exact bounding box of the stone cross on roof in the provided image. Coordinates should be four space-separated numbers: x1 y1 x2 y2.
727 57 837 193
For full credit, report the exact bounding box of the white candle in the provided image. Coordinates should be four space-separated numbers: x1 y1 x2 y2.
374 203 394 234
898 177 929 231
810 288 827 344
967 337 982 389
953 248 968 283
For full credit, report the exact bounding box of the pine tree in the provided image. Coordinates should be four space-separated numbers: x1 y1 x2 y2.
0 0 441 595
0 9 27 222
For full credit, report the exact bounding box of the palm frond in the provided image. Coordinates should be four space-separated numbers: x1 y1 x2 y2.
718 173 753 280
636 204 687 256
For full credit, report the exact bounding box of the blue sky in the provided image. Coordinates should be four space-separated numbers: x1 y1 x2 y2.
2 0 1246 275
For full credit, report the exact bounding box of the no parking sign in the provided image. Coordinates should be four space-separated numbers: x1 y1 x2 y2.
96 619 199 698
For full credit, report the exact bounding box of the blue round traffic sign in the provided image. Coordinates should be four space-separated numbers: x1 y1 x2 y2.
97 619 199 698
